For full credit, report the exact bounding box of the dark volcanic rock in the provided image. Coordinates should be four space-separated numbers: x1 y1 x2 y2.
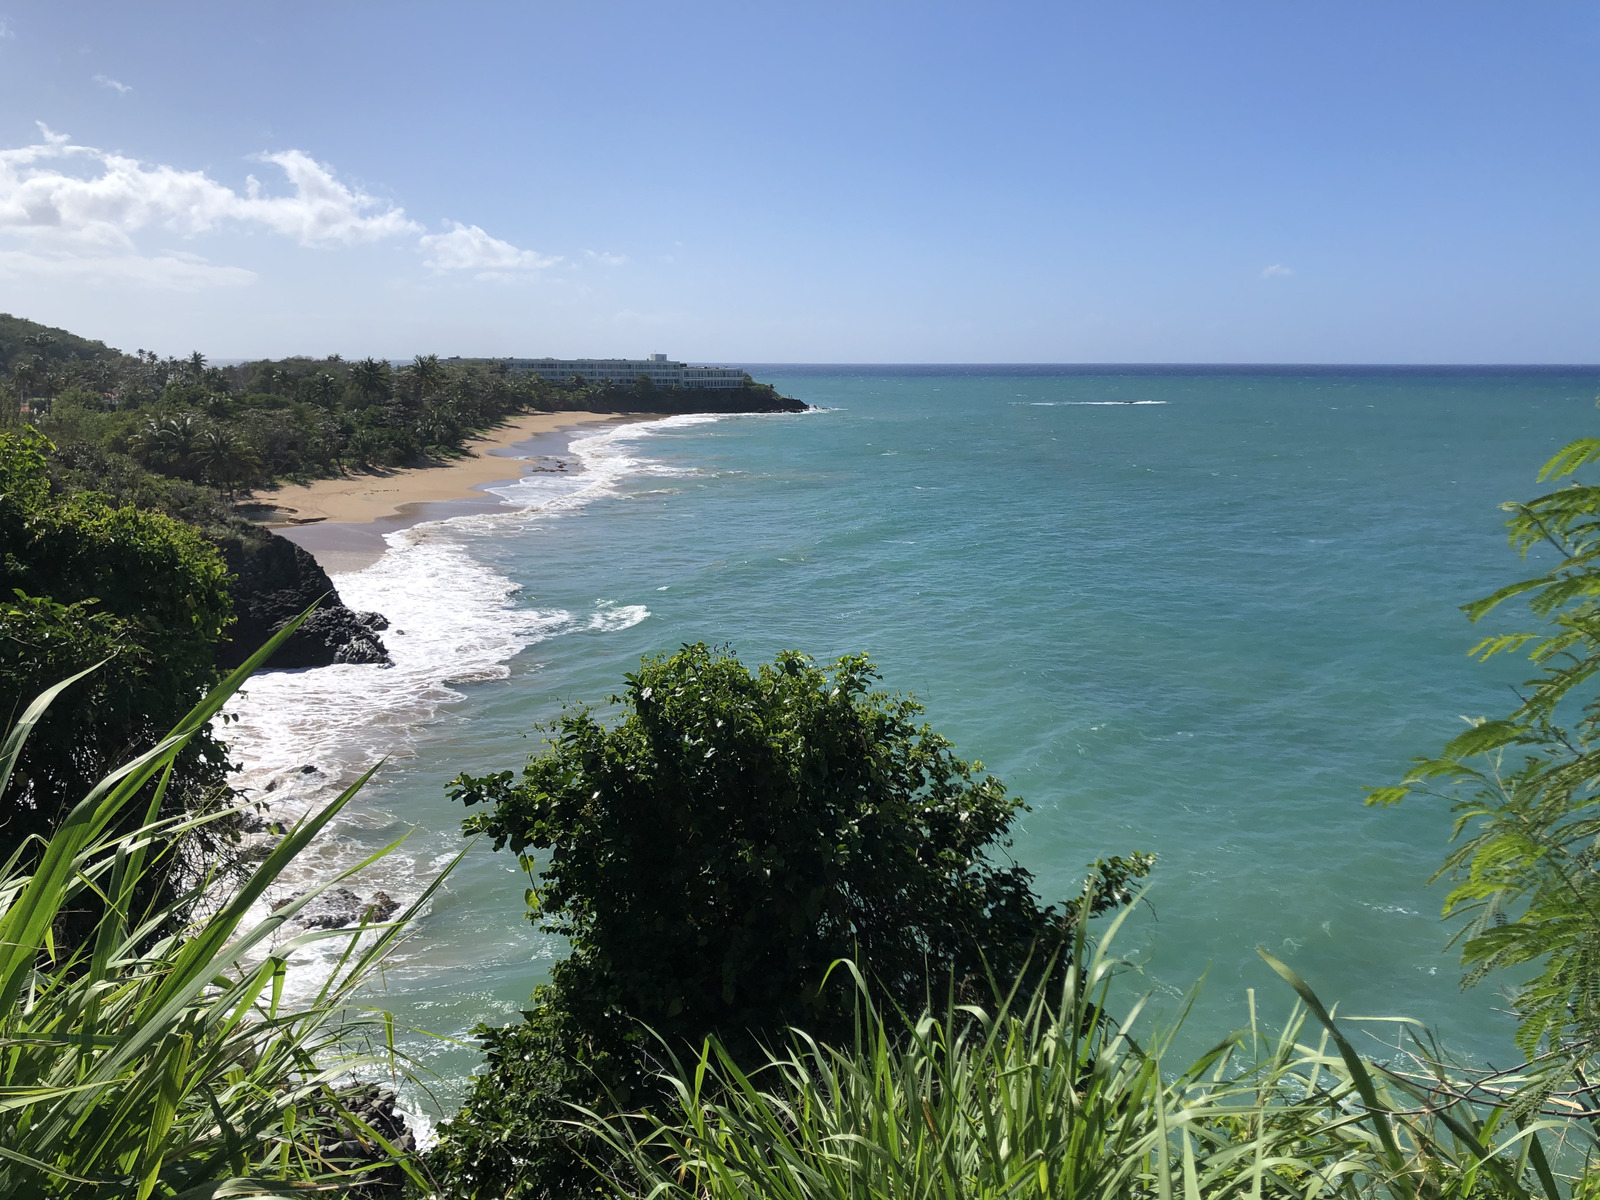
361 890 400 923
321 1083 415 1198
214 528 390 670
290 886 365 930
272 887 401 929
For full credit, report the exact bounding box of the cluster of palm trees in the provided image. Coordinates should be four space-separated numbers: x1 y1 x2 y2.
2 338 177 419
122 353 482 488
344 353 444 407
6 333 71 414
6 336 561 497
130 412 262 495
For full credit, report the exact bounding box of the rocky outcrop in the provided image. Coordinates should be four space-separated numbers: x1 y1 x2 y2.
320 1084 416 1198
213 528 390 670
270 886 401 930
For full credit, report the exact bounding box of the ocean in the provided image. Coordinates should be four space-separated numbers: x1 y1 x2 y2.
229 366 1600 1128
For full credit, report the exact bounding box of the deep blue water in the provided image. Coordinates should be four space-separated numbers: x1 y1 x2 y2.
233 367 1600 1122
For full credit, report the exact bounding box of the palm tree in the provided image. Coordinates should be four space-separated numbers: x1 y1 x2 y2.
191 426 260 496
15 336 55 411
10 356 43 407
131 413 200 474
409 353 443 397
347 357 391 408
186 350 206 380
317 413 352 472
306 372 342 409
416 406 457 449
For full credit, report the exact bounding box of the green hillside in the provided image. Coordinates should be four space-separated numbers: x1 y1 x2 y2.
0 312 126 373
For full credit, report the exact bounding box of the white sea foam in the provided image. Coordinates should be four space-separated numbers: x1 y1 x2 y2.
467 412 721 527
216 539 579 1003
1028 400 1169 406
223 540 568 806
224 414 720 814
588 600 650 632
214 413 717 1003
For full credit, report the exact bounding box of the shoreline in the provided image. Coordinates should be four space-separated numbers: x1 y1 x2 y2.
248 411 654 573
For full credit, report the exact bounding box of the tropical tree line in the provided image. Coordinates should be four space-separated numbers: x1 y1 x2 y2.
0 313 783 497
12 343 557 491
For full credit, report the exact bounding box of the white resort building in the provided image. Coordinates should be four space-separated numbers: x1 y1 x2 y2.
511 354 746 389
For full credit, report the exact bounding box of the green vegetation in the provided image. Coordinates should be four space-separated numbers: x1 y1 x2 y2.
1372 431 1600 1095
1 429 235 872
427 643 1150 1197
591 931 1580 1200
0 622 452 1198
0 313 800 499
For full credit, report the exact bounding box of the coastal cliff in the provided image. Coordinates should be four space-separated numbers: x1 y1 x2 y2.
213 529 390 671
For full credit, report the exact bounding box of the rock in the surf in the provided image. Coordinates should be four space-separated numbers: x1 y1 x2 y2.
361 891 400 923
212 527 391 670
290 887 366 930
273 887 403 930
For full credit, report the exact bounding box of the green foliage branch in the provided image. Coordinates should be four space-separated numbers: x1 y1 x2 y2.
1 429 236 876
1372 430 1600 1076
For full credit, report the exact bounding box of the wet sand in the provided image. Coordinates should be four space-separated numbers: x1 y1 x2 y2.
250 412 654 572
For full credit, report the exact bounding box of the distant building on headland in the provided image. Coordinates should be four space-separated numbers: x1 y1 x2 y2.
509 354 746 389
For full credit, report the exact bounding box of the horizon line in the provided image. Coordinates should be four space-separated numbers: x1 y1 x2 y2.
727 360 1600 368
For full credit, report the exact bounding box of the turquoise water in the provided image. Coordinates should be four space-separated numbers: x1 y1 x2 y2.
235 368 1600 1124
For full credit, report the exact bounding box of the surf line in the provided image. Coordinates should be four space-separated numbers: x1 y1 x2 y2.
214 414 720 982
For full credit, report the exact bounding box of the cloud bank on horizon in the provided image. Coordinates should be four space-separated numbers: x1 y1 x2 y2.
0 125 555 291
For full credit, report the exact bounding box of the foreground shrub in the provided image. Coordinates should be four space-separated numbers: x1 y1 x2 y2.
428 643 1148 1198
0 622 451 1197
589 922 1580 1200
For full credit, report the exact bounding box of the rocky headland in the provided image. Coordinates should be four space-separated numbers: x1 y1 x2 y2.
214 528 390 670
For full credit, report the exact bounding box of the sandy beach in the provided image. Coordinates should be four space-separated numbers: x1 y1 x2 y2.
246 411 638 527
248 410 657 573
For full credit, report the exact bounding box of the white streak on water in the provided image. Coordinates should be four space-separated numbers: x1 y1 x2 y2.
588 601 650 632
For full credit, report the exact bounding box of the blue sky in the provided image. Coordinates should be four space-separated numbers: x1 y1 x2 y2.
0 2 1594 362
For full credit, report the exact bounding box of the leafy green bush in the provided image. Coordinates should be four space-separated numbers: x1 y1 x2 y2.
428 644 1148 1199
1 429 235 862
0 622 454 1197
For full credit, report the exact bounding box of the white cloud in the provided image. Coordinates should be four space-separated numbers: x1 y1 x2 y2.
0 125 419 287
585 249 629 266
242 150 419 243
0 20 13 39
92 74 131 94
1260 263 1293 279
420 221 559 275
